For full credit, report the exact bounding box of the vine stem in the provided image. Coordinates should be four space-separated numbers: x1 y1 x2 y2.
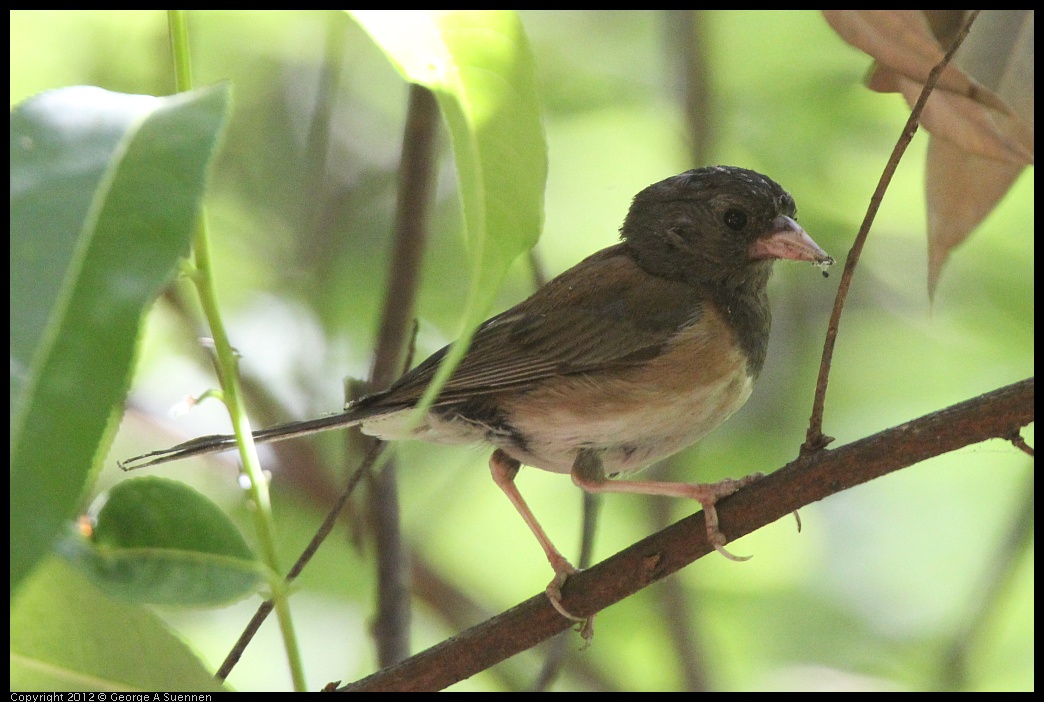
166 10 306 691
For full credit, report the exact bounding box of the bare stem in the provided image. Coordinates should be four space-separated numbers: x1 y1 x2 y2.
802 11 982 453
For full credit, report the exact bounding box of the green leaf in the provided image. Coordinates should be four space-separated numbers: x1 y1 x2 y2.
10 85 232 595
59 477 263 606
347 10 548 408
10 557 227 692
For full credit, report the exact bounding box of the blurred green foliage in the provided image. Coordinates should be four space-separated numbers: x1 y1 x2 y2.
10 10 1032 692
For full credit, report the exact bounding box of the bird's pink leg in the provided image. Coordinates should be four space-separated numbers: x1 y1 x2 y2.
571 450 763 561
489 449 593 639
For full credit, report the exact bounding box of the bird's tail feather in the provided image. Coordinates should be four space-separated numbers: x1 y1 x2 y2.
118 400 392 470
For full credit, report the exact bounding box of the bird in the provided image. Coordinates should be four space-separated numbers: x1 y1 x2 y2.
122 165 833 631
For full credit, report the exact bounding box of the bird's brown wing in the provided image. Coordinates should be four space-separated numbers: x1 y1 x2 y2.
368 244 706 409
119 245 707 469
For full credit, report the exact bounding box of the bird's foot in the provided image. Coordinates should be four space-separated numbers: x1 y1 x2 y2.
545 554 594 643
696 472 765 562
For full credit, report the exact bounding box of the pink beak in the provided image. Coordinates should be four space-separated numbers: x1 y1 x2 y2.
750 215 834 266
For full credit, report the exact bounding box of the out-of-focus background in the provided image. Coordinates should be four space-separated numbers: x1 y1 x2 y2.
11 10 1032 691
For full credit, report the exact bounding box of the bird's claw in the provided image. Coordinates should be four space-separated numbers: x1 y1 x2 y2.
701 471 765 562
545 560 594 643
708 518 753 562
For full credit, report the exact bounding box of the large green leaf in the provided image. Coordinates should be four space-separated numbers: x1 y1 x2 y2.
10 557 227 692
348 10 547 408
10 85 232 594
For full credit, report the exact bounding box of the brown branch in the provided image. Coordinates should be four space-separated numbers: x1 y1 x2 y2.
369 82 440 667
339 376 1033 691
803 10 982 454
666 10 712 166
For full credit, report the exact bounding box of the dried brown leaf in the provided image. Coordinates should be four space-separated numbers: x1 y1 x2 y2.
824 10 1034 298
825 10 979 96
925 138 1024 296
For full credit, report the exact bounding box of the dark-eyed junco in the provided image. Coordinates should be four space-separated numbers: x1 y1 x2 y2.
123 165 833 626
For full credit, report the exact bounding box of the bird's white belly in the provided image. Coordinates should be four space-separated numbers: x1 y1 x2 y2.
503 370 753 475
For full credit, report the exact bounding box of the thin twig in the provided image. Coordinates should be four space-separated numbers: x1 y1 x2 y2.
802 10 982 454
1009 431 1034 457
216 440 387 681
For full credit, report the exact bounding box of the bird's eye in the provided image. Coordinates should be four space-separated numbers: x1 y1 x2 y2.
723 208 747 231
